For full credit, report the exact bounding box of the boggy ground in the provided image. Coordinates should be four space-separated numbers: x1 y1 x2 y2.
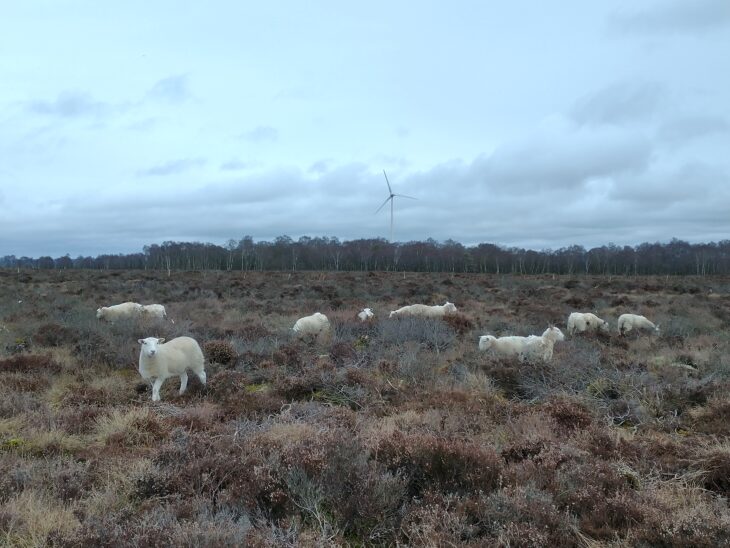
1 269 730 546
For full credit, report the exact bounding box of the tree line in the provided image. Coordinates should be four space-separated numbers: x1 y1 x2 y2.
2 236 729 275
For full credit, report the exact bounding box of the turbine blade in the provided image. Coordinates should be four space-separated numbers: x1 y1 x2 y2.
394 194 418 200
383 170 393 194
375 196 392 213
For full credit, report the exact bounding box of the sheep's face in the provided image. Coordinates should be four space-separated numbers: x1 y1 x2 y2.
96 307 105 319
138 337 166 358
389 311 396 318
478 335 494 351
444 302 457 314
599 321 610 333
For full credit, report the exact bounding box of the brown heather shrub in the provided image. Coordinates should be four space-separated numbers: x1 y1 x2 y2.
690 442 730 496
328 341 357 366
206 370 248 401
442 312 474 336
544 397 593 434
0 353 61 374
204 339 237 366
272 342 305 370
689 395 730 435
33 323 79 347
377 431 503 495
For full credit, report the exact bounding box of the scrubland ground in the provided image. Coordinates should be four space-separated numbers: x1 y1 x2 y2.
1 269 730 546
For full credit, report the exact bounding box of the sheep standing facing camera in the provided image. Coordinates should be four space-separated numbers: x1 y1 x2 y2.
138 336 206 401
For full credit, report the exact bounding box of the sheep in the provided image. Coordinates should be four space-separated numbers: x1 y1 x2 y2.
292 312 331 336
479 327 565 363
567 312 609 336
618 314 660 336
357 308 374 322
141 304 167 320
96 301 143 322
389 301 457 319
137 336 206 402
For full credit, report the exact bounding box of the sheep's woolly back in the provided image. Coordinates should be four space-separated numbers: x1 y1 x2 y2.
97 302 143 321
293 312 330 335
358 308 374 322
141 304 167 319
389 301 457 318
567 312 609 335
618 314 659 334
138 336 205 379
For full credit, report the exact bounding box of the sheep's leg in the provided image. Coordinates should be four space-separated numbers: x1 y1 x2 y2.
152 378 164 402
196 370 207 386
179 372 188 395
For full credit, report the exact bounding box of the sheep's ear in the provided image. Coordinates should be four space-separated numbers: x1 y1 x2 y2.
138 339 144 344
158 338 165 344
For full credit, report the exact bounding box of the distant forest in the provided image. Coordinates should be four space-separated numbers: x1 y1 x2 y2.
3 236 730 275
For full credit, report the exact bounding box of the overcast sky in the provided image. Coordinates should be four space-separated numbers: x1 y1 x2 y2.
1 1 728 257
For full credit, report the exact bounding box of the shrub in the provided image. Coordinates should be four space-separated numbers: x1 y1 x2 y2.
204 339 237 366
33 323 79 347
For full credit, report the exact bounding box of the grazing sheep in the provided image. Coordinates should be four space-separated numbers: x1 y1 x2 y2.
567 312 609 336
357 308 374 322
292 312 331 336
618 314 659 336
479 327 565 363
389 301 457 319
96 302 143 322
137 336 206 402
141 304 167 320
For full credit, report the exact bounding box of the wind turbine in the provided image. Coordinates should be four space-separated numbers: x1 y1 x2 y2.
375 170 417 242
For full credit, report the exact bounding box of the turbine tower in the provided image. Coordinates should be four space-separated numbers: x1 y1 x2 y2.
375 170 417 242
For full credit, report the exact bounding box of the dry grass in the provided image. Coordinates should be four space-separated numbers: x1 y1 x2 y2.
1 269 730 544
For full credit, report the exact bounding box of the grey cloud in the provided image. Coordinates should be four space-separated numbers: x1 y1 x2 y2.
658 115 730 144
239 126 279 143
570 82 665 127
26 91 112 119
146 74 190 103
478 127 652 192
608 0 730 35
137 158 206 177
220 159 252 171
308 159 332 174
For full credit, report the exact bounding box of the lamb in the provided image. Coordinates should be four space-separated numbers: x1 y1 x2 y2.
137 336 206 401
618 314 660 336
389 301 457 318
96 302 143 322
567 312 609 336
357 308 374 322
292 312 331 336
479 327 565 363
141 304 167 320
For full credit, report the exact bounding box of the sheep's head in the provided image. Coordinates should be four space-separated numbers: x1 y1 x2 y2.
599 320 610 332
444 302 457 314
389 311 396 318
654 323 661 334
138 336 166 358
478 335 495 351
543 327 565 342
96 307 105 319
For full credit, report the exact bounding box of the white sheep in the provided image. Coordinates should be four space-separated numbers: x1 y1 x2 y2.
567 312 609 336
357 308 374 322
618 314 660 336
389 301 457 319
479 327 565 363
137 336 206 402
292 312 331 336
96 302 143 322
521 327 565 362
141 304 167 320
